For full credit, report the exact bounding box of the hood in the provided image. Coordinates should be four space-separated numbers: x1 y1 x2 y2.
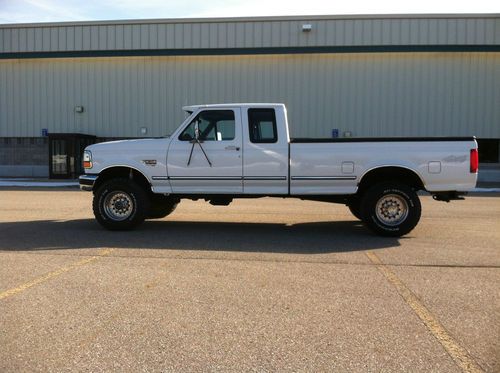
86 138 170 153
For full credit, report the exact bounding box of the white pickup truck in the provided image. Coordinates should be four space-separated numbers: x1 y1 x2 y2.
79 103 478 236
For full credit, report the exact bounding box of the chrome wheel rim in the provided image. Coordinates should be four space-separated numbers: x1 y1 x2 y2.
375 194 409 226
103 191 134 221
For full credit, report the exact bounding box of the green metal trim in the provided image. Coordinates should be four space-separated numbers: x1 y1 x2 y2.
1 45 499 59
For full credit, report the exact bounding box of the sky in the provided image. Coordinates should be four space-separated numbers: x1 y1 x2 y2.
0 0 499 24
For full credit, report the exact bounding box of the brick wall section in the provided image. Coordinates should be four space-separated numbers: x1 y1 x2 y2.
0 137 48 165
0 137 125 177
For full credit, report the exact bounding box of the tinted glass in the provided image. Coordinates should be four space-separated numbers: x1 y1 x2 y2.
248 108 277 143
180 110 235 141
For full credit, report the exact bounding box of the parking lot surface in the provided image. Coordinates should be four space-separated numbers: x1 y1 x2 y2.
0 189 499 372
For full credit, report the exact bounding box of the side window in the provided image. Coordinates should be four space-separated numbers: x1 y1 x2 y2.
248 108 278 143
179 110 235 141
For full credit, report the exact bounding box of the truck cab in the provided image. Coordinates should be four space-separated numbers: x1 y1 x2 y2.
165 104 290 195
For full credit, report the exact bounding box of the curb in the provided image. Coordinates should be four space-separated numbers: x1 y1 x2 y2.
0 180 79 187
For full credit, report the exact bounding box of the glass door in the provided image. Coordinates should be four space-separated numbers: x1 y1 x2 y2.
49 134 96 179
49 138 69 178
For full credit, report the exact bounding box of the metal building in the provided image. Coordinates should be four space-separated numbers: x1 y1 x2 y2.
0 14 499 180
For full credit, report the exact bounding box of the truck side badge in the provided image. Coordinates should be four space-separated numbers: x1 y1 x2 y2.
142 160 157 166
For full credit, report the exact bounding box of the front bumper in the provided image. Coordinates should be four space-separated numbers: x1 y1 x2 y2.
79 174 98 191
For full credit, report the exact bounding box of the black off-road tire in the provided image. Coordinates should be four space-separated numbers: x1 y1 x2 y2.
147 195 178 219
360 182 421 237
92 178 150 230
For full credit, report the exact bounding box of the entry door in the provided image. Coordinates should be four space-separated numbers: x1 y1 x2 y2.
49 135 96 179
49 138 70 178
167 108 243 193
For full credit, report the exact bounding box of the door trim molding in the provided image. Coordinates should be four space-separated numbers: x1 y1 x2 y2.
153 176 288 181
291 176 357 180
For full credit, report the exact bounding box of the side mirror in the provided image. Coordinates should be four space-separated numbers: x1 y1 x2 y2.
194 121 200 141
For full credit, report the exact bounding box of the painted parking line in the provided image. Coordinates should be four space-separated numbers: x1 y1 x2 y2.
365 251 484 373
0 249 114 301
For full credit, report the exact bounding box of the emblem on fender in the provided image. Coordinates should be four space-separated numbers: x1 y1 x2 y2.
142 160 157 166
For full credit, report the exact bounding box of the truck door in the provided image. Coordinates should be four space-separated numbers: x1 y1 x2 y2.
167 108 243 193
242 107 289 194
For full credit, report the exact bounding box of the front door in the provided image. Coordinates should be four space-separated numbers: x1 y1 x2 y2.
167 108 243 193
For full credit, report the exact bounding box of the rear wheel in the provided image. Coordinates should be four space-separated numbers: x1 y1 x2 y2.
147 195 178 219
360 182 421 237
93 178 150 230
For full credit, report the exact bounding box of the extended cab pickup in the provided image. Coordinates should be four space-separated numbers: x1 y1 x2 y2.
80 103 478 236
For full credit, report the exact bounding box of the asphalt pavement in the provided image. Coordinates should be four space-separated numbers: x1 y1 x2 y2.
0 190 499 372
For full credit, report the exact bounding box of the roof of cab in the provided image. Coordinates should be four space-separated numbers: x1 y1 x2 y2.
182 103 285 112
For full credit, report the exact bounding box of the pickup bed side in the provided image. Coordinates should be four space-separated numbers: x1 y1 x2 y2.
289 138 477 194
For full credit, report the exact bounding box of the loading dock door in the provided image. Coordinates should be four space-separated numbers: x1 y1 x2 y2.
49 133 96 179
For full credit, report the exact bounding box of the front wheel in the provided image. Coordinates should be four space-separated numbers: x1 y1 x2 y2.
360 182 421 237
93 178 150 230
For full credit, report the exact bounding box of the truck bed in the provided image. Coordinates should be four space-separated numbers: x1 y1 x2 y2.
290 137 475 143
289 138 478 195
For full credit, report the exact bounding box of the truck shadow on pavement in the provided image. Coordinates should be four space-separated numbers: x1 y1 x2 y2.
0 218 403 253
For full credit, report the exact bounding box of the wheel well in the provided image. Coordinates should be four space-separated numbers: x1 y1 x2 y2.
357 167 425 193
93 167 152 193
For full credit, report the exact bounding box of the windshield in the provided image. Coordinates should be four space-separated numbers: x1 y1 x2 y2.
164 110 194 137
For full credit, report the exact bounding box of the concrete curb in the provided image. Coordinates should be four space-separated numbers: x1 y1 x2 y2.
0 179 78 187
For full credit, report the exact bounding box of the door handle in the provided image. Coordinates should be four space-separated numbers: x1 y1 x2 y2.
225 146 240 151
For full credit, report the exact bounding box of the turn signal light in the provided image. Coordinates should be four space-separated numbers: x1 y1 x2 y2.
83 151 93 169
470 149 478 173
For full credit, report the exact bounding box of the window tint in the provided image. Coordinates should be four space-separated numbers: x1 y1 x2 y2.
217 120 235 140
179 110 235 141
248 109 278 143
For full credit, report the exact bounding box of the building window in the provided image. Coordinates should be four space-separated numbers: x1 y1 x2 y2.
477 139 500 163
248 108 278 143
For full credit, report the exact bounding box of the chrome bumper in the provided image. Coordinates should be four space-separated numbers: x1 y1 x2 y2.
79 174 98 191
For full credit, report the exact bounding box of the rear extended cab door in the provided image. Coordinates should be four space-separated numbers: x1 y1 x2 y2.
242 105 289 194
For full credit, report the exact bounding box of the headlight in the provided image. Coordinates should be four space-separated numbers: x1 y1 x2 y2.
83 150 93 169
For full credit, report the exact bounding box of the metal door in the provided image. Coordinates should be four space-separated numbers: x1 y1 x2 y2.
166 108 243 193
49 138 69 178
49 134 96 179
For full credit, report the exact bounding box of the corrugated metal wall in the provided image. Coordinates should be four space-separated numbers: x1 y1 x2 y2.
1 52 499 138
1 15 499 53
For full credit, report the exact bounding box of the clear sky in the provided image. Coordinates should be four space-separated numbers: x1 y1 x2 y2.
0 0 499 24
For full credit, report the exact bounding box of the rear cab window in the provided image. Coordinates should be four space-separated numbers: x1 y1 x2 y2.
248 108 278 143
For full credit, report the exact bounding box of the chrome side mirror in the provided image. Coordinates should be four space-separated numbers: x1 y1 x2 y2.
194 121 200 141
